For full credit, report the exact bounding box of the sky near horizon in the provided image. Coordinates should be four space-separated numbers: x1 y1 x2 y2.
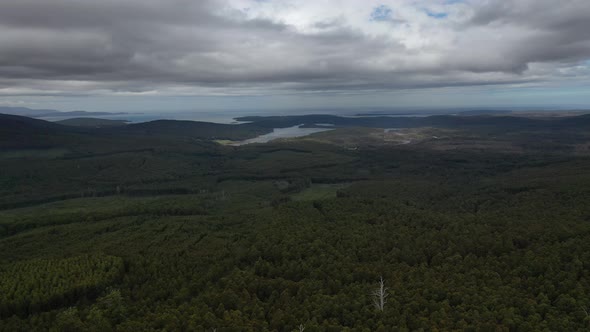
0 0 589 112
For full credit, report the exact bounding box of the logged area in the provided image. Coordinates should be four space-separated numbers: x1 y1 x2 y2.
2 113 590 331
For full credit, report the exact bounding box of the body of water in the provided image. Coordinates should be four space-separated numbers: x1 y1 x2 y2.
236 125 332 145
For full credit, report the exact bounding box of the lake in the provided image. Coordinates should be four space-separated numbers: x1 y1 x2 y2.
235 125 333 145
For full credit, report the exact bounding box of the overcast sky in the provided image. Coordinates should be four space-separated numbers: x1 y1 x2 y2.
1 0 589 112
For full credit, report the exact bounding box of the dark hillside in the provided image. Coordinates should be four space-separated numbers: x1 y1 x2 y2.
116 120 270 141
56 118 128 128
0 114 88 149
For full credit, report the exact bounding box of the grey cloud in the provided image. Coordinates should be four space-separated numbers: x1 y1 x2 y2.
0 0 589 97
464 0 590 67
0 0 218 29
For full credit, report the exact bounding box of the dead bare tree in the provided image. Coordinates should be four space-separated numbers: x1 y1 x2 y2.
372 276 388 312
298 324 305 332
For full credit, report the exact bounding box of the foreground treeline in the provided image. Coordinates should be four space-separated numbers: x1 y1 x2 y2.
0 255 124 319
2 119 590 330
1 168 590 330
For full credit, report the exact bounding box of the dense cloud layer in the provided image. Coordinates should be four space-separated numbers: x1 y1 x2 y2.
0 0 589 97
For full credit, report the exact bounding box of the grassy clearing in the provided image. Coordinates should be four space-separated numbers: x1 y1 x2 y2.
213 139 239 146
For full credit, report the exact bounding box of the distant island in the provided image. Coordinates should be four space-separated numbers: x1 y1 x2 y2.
354 113 416 116
354 110 513 117
0 106 127 119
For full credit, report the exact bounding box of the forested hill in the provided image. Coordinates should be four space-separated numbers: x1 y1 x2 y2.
0 113 89 149
111 120 269 141
56 118 129 128
0 113 271 148
0 113 75 134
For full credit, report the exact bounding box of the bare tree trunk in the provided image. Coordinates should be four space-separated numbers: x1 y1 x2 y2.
372 276 388 312
298 324 305 332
